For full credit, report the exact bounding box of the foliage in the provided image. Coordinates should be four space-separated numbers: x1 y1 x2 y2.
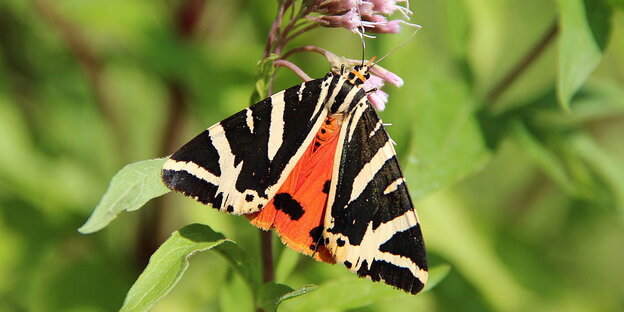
1 0 623 311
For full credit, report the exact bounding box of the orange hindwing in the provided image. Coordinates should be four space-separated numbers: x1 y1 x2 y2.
247 116 343 263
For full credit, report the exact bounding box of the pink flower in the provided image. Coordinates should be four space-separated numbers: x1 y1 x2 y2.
310 0 414 34
317 0 357 15
308 8 361 31
369 19 401 33
370 65 404 87
363 75 389 111
368 89 389 111
368 0 412 16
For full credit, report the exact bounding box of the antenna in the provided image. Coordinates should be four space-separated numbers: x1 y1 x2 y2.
373 22 422 66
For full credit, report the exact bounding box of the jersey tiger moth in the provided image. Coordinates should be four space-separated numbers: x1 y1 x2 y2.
161 59 428 294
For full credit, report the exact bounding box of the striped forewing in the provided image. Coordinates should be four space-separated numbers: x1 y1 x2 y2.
162 77 331 215
323 101 428 294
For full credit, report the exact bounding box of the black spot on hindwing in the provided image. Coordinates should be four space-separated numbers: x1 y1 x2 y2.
273 193 304 220
322 180 331 194
309 226 324 245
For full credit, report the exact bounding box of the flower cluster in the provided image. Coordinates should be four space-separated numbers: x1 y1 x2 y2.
267 0 419 111
309 0 414 35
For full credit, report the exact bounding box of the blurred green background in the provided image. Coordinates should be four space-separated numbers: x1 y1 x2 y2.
1 0 624 311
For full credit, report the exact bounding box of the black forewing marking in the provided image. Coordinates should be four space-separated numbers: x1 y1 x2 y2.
223 97 273 195
357 260 425 294
162 78 327 214
324 103 428 294
161 170 218 205
328 105 408 239
168 129 221 177
378 223 427 271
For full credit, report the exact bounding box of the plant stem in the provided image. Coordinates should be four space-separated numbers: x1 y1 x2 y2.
487 20 559 107
275 59 312 81
281 45 333 60
257 1 319 285
260 230 275 283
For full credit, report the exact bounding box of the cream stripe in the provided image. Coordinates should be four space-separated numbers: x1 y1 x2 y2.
348 139 394 204
209 124 243 209
163 159 219 185
347 100 367 142
383 177 405 195
245 108 254 133
348 211 427 281
326 79 345 109
369 119 383 138
267 92 285 161
297 82 305 102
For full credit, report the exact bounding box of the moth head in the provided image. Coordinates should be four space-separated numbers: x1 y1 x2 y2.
344 57 376 86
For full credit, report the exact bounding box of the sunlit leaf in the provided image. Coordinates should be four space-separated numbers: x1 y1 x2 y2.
257 282 317 312
279 277 414 312
120 224 244 312
78 158 170 234
557 0 612 110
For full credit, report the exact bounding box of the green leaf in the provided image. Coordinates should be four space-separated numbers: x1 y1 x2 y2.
78 158 170 234
279 278 413 312
510 119 605 201
510 120 574 192
213 235 260 289
572 134 624 214
252 53 279 104
422 264 452 293
120 224 233 312
257 282 318 312
557 0 612 110
536 79 624 127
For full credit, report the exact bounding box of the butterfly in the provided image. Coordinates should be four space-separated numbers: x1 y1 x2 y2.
161 59 428 294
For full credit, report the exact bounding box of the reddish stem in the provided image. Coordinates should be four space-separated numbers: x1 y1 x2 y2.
275 59 313 81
